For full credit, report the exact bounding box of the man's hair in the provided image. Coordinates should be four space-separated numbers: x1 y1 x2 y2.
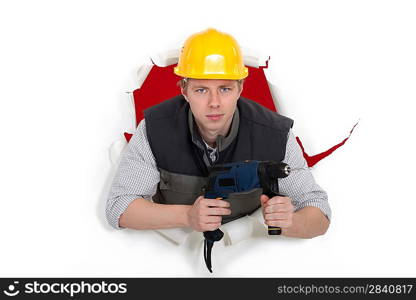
178 78 244 91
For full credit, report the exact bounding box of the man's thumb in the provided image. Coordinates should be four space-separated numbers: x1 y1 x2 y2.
260 194 269 206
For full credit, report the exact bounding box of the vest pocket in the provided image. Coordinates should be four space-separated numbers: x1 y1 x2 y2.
222 188 262 224
156 169 207 205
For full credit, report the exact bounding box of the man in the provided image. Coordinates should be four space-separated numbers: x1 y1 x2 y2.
106 28 330 241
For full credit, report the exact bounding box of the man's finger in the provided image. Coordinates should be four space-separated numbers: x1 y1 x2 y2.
265 204 293 213
202 198 230 208
264 212 290 221
205 207 232 216
268 196 290 205
265 220 292 228
266 196 291 206
204 216 222 223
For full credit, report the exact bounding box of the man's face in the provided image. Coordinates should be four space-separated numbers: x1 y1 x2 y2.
182 79 242 135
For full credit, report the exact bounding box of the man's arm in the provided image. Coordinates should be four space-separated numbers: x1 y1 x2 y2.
284 206 329 238
106 119 161 230
119 196 231 231
119 198 191 230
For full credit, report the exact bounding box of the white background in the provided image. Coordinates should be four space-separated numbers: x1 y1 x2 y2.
1 0 415 277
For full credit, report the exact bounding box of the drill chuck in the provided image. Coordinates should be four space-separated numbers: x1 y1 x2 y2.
259 161 291 179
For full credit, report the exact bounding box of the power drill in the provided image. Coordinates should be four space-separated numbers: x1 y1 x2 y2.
202 160 292 272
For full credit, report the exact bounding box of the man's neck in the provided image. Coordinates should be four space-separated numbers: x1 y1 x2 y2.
196 117 233 148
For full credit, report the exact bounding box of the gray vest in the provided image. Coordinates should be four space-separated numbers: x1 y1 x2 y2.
144 95 293 224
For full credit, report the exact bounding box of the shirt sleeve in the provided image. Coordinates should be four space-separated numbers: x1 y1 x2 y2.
105 119 160 229
280 128 332 221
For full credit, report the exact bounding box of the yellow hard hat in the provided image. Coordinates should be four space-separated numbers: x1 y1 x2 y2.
174 28 248 80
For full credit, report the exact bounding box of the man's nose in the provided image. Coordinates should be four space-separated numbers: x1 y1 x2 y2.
208 90 221 108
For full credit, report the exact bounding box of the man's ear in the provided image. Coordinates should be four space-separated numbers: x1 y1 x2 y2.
237 80 244 97
181 88 189 102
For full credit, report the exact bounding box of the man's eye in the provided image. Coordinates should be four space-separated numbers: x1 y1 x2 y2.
195 88 206 93
220 87 231 92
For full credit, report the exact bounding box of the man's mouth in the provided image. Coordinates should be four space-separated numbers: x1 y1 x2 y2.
206 114 224 121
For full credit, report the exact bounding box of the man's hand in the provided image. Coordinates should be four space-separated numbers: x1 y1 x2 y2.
260 194 294 229
187 196 231 232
